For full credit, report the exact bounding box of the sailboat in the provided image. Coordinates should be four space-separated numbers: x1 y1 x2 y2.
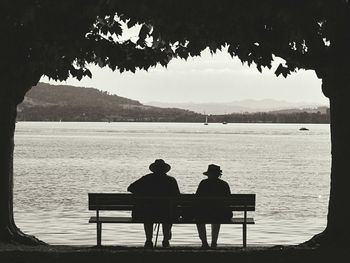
222 111 228 124
204 115 208 125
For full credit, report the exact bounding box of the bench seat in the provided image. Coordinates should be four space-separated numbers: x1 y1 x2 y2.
89 216 255 224
88 193 255 247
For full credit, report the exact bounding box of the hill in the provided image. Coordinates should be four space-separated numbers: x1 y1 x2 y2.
268 106 329 115
146 100 327 115
17 83 330 123
17 83 203 122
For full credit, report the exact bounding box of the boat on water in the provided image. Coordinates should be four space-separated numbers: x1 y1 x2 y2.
222 121 227 124
299 127 309 131
204 115 208 125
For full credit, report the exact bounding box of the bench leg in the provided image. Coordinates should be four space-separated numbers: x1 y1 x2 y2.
97 223 102 246
242 223 247 248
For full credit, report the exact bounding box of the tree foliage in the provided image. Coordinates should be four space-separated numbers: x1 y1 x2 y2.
113 0 349 84
2 0 350 101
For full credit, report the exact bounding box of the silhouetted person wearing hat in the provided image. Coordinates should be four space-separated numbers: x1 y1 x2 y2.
195 164 232 248
127 159 180 248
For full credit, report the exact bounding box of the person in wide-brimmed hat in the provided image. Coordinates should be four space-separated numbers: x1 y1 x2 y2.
195 164 233 249
202 164 222 177
127 159 180 248
149 159 171 174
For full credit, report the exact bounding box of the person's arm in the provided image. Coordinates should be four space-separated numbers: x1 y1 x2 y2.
127 182 136 193
225 181 231 195
127 177 143 193
173 179 181 195
196 180 204 195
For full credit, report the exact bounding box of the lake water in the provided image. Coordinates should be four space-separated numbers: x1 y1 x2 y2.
13 122 331 247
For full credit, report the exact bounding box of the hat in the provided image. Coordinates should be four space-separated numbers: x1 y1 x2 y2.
203 164 222 176
149 159 171 173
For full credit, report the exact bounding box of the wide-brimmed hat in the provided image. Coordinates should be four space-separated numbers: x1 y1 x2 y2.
149 159 171 173
203 164 222 176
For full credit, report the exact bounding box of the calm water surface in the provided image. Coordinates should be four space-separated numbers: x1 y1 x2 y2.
13 122 331 246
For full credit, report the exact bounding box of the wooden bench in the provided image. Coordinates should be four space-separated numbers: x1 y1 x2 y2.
88 193 255 247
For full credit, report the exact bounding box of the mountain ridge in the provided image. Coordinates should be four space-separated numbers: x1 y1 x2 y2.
17 82 329 123
17 83 203 122
145 100 327 115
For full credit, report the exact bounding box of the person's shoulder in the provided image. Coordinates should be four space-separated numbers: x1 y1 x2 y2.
218 178 228 183
199 178 209 185
165 174 178 182
219 178 230 186
139 173 153 180
221 179 231 191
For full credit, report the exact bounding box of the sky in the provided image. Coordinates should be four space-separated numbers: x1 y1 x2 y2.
42 49 329 105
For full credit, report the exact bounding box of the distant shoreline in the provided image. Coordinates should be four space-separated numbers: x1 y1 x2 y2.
16 120 330 124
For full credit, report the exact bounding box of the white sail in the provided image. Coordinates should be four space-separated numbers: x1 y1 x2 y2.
204 115 208 125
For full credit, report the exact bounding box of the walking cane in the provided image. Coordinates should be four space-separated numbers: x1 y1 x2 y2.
154 223 160 247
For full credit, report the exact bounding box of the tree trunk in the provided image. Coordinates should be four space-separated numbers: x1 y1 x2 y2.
304 73 350 247
0 96 44 245
325 91 350 245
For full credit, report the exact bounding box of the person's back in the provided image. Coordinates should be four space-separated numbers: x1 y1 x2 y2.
128 172 179 196
195 164 232 248
128 171 180 221
127 159 180 248
196 177 231 196
196 177 232 221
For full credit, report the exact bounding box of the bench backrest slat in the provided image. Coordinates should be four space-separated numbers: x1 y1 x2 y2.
89 193 255 212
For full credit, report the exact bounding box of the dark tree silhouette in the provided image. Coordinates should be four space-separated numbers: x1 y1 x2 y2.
0 0 169 244
1 0 349 246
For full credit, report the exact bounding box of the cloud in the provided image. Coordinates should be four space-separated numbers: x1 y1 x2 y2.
41 48 326 104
